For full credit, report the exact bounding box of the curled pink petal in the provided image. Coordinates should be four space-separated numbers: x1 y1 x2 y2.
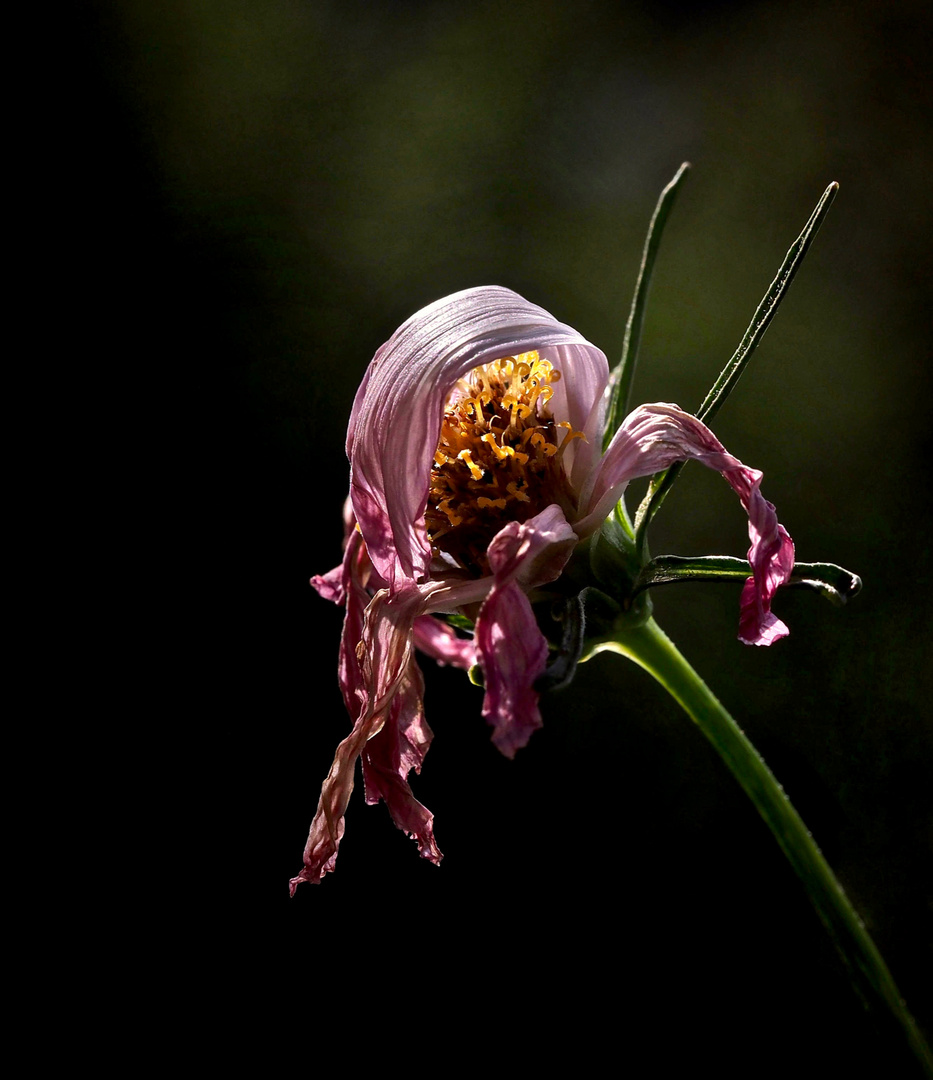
361 658 443 864
290 585 425 892
310 562 345 605
491 503 579 590
476 581 549 759
739 575 790 646
578 403 794 645
347 286 607 586
739 511 794 646
474 507 577 757
311 497 379 606
412 616 477 670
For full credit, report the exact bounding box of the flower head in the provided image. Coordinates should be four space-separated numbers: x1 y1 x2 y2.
291 286 794 893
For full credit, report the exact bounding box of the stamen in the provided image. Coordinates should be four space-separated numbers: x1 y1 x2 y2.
425 349 582 575
481 432 512 461
457 449 484 480
555 422 586 464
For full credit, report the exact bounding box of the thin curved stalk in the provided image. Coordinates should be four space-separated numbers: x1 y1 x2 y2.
592 617 932 1076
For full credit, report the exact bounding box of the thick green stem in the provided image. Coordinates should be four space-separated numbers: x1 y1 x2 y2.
592 617 932 1076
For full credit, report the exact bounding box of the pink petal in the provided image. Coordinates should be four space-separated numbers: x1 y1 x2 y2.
360 658 443 865
321 527 369 715
475 507 578 757
311 497 383 607
579 403 794 646
739 576 790 646
346 287 608 588
476 581 549 759
486 503 579 590
290 584 424 892
412 616 477 670
310 561 345 605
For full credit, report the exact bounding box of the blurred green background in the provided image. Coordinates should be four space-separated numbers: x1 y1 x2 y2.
72 0 931 1071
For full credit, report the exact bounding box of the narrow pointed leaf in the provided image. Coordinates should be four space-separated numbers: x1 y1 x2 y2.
603 162 690 451
635 554 862 608
787 561 862 606
634 182 839 556
696 181 839 426
636 554 752 590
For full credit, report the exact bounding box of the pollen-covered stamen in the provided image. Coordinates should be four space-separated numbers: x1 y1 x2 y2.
425 351 582 575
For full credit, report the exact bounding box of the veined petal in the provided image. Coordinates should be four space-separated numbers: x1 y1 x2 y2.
289 584 423 892
485 503 579 591
310 497 364 606
578 403 794 646
412 616 477 670
739 508 795 646
347 287 608 588
475 506 578 758
477 583 548 759
360 657 442 865
310 561 345 605
326 528 370 715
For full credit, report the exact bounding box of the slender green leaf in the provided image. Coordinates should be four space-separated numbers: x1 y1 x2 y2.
696 181 839 426
603 162 690 451
787 560 862 606
636 554 752 590
634 182 839 559
634 554 862 606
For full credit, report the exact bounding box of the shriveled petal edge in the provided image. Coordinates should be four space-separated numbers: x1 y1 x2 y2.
360 656 443 864
578 403 794 647
290 584 426 893
475 506 578 758
412 615 477 670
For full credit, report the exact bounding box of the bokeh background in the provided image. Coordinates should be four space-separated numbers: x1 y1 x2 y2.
71 0 930 1071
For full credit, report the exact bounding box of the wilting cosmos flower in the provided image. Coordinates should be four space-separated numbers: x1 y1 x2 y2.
291 286 794 893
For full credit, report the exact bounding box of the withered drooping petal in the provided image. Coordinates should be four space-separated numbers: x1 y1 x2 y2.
475 506 578 757
296 290 801 890
289 585 424 892
412 616 477 670
477 581 549 759
360 657 442 864
578 403 794 646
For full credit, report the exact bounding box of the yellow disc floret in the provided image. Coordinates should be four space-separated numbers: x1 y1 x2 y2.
425 351 582 576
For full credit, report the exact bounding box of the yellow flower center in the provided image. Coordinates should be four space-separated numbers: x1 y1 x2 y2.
425 351 583 576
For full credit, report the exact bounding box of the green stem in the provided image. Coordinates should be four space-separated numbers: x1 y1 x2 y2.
592 617 932 1076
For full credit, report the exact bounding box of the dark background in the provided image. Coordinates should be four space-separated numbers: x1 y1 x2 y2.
69 0 930 1072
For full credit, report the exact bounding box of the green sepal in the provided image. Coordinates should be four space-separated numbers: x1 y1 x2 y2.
634 554 862 607
535 594 586 693
603 162 690 452
587 503 641 596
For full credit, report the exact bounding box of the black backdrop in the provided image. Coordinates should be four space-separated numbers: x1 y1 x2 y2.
64 1 931 1073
